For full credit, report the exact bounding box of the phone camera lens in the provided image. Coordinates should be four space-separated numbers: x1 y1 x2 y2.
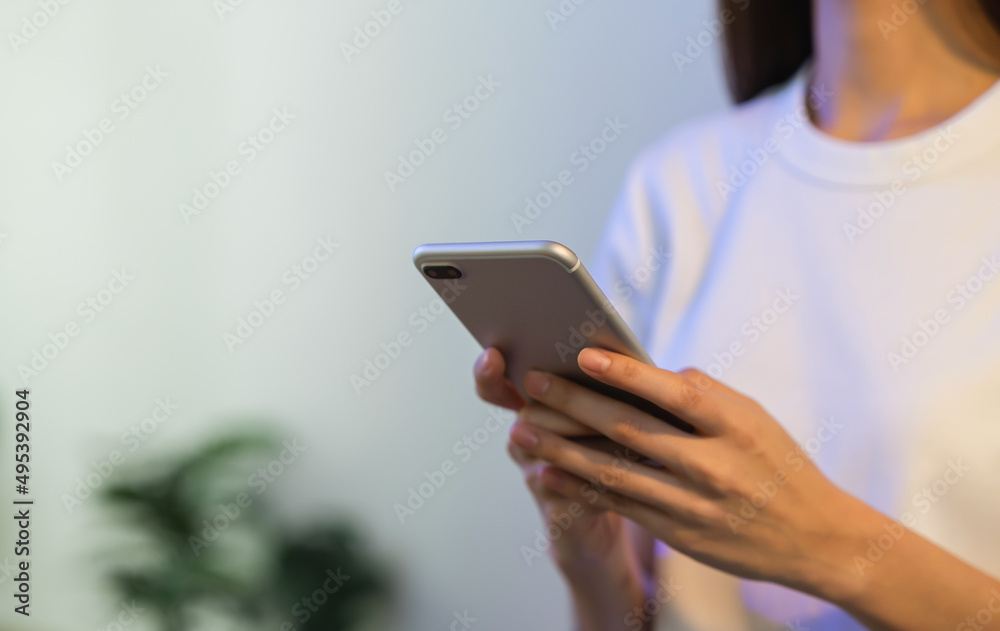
424 265 462 279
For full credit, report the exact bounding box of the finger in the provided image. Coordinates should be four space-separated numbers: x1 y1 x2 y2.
554 470 681 541
510 420 705 521
522 370 697 466
679 367 726 393
507 441 537 466
539 465 643 514
574 348 730 435
474 348 525 410
539 465 639 511
536 466 607 511
679 367 749 402
539 465 586 496
537 466 606 508
509 443 604 515
520 404 598 437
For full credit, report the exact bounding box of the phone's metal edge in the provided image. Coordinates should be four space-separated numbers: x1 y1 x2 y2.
569 259 657 367
412 240 580 272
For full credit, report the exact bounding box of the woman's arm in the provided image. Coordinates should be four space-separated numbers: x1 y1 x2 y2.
820 498 1000 631
562 519 653 631
508 348 1000 631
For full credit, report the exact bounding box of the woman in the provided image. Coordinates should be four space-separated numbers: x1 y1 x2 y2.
475 1 1000 629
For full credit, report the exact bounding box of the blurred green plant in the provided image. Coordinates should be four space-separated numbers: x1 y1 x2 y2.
98 430 392 631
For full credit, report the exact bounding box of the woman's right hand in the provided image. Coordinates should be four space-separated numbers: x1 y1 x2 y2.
474 348 649 623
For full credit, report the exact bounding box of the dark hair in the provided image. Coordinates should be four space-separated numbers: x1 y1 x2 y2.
720 0 1000 104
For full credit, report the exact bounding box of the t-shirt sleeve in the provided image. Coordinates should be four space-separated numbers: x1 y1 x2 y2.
587 155 673 351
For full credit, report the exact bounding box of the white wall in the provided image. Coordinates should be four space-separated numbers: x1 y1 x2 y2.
0 1 728 629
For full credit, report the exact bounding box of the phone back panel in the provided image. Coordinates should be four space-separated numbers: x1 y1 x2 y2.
413 241 690 433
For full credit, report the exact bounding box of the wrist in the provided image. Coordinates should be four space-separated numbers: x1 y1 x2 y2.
794 490 881 608
567 568 649 631
562 549 649 631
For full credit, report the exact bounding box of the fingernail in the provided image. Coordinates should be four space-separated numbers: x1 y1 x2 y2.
524 371 550 397
476 351 491 377
579 348 611 373
540 466 564 488
511 421 539 449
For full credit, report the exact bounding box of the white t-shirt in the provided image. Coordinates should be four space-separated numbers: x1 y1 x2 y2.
590 66 1000 631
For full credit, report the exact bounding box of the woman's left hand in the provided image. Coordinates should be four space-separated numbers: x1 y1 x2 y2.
508 347 876 599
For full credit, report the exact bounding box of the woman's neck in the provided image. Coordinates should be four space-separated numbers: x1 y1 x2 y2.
810 0 1000 141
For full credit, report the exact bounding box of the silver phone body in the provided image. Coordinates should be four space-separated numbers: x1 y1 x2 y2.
412 240 690 440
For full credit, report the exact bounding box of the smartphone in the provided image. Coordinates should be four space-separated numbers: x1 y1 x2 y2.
412 240 693 455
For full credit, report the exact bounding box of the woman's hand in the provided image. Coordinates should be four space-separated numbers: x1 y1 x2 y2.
507 347 875 601
473 348 641 571
474 348 650 628
473 347 526 411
